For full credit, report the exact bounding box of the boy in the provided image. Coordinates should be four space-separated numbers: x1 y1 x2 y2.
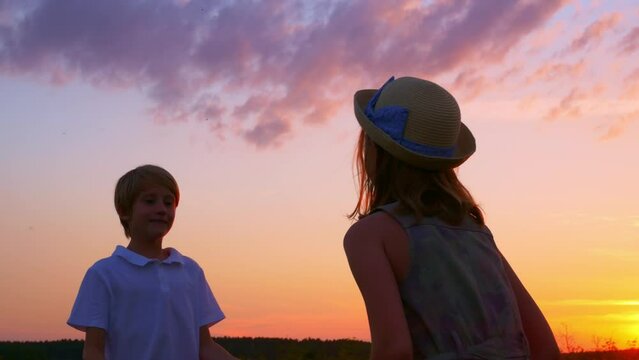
68 165 236 360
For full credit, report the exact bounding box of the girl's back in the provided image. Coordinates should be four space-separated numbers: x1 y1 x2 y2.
378 202 528 359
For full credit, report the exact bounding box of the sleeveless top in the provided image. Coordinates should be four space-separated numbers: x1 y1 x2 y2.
377 202 530 359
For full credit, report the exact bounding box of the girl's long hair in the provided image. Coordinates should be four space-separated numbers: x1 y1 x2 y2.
348 130 484 225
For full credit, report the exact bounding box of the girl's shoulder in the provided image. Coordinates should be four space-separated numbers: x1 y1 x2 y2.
346 210 401 234
344 211 406 249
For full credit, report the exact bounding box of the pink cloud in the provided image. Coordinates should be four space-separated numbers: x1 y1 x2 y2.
598 110 639 141
544 86 603 121
524 20 566 56
527 60 586 83
565 12 621 53
618 26 639 55
0 0 568 148
544 84 606 121
452 68 491 101
497 64 524 83
518 95 539 112
623 68 639 99
545 88 585 121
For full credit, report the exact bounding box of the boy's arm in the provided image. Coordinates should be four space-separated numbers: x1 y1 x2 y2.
83 327 106 360
199 326 238 360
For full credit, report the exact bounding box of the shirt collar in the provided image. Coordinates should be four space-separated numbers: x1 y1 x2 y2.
114 245 186 266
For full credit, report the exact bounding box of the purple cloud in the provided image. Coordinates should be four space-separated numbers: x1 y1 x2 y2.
0 0 567 147
618 26 639 55
243 117 290 148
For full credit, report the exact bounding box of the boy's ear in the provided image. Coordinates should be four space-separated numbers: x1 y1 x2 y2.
116 207 130 220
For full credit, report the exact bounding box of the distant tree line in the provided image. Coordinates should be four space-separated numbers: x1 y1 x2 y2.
2 338 638 359
0 337 370 360
0 340 82 360
215 337 370 360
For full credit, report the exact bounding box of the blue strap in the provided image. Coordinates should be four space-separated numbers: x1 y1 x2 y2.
364 76 455 158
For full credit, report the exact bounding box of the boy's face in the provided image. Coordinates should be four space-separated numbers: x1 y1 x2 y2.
127 186 176 241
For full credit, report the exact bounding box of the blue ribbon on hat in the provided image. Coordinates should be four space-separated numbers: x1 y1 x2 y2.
364 76 455 158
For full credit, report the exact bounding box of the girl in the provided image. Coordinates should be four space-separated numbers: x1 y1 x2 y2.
344 77 559 359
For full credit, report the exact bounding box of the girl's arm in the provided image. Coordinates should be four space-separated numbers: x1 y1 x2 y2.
344 213 412 360
199 326 238 360
500 255 560 360
83 327 106 360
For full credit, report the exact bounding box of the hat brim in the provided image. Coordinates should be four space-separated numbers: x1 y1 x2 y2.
354 89 476 170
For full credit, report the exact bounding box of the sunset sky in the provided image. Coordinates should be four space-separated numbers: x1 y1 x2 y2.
1 0 638 351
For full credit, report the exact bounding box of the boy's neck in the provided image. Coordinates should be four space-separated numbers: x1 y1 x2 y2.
127 237 169 260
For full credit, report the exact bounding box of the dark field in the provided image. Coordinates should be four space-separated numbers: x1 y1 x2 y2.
1 338 638 359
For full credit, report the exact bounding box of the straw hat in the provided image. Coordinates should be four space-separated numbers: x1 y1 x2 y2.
354 76 475 170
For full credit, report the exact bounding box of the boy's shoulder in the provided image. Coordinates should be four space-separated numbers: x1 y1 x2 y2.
170 250 202 271
85 251 124 274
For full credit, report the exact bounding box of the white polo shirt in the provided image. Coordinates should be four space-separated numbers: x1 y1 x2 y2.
68 245 225 360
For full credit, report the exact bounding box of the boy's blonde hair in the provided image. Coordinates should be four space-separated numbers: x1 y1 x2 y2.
114 165 180 238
